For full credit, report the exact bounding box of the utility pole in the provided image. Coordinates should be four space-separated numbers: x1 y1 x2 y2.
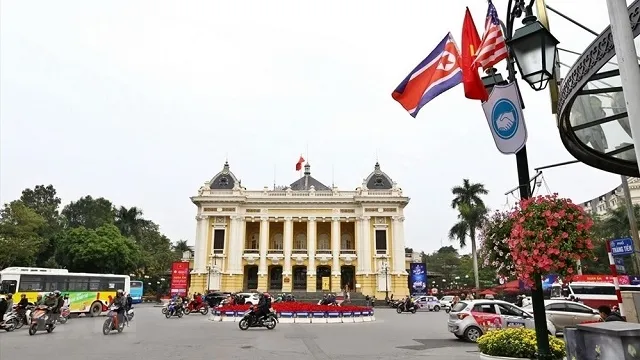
620 175 640 274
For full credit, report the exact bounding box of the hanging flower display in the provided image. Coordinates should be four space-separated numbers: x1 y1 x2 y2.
509 194 596 287
479 210 515 278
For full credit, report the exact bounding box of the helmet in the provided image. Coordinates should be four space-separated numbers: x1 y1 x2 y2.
54 290 61 296
6 293 12 299
116 289 124 296
48 292 55 297
263 292 270 298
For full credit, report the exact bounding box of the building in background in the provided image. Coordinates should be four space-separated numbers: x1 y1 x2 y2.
580 177 640 216
188 161 410 298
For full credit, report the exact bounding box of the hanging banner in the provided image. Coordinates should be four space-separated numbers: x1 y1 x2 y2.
482 82 528 154
410 263 427 296
170 261 190 296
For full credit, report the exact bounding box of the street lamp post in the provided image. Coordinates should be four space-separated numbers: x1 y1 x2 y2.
481 1 559 359
382 262 390 301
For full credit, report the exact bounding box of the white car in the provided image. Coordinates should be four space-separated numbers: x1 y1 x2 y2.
439 295 454 310
413 295 441 311
236 292 260 305
447 299 556 342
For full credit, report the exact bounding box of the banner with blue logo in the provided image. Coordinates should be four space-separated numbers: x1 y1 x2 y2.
410 263 427 296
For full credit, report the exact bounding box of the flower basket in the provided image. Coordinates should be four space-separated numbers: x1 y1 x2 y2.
477 328 565 360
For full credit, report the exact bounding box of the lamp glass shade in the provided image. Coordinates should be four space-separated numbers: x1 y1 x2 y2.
508 21 559 91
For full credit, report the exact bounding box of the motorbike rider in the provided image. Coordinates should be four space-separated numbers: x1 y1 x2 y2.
43 292 58 324
404 296 413 311
252 292 271 324
173 294 184 313
35 294 44 306
53 290 64 321
16 294 29 322
109 290 127 326
5 293 14 314
0 296 7 326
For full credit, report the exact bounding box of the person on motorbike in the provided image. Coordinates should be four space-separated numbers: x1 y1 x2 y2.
5 293 14 314
174 294 184 313
35 294 44 306
109 290 127 326
253 293 271 324
404 296 412 311
0 296 7 326
53 290 64 321
43 292 58 324
16 294 29 322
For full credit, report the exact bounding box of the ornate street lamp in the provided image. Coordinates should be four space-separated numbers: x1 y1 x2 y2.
480 1 560 359
508 18 559 91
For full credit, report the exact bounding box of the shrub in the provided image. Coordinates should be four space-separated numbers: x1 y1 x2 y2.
477 327 565 359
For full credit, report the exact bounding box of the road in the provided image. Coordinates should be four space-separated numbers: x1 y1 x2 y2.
0 306 479 359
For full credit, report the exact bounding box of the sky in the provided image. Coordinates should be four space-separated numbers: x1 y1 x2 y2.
0 0 632 255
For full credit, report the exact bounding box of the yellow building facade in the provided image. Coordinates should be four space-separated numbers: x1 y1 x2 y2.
188 161 410 299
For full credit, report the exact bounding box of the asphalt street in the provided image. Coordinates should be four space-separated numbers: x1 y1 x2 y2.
0 305 479 359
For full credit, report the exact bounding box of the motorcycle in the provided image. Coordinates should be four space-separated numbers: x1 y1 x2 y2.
28 305 55 335
238 306 278 331
57 306 71 324
165 302 183 318
102 305 125 335
184 301 209 315
388 300 401 309
396 302 417 314
161 302 169 314
14 305 33 330
126 308 135 321
1 311 18 332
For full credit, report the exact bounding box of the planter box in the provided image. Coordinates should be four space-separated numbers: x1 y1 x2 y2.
279 312 295 324
342 312 354 323
353 311 364 323
479 354 526 360
294 312 311 323
312 312 326 323
327 312 342 323
221 311 236 322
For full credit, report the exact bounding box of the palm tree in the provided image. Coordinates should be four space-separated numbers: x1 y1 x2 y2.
449 179 489 290
173 240 191 254
115 206 146 239
599 204 640 238
451 179 488 210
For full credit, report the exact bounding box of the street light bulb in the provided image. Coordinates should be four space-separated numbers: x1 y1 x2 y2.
508 20 559 91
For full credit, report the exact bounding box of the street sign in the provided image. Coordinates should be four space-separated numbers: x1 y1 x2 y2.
614 257 626 274
481 82 528 155
610 237 634 256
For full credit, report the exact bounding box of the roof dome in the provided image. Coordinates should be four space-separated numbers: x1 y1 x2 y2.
363 162 394 190
209 161 239 190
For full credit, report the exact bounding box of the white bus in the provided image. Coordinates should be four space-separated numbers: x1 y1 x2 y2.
551 282 640 309
0 267 130 317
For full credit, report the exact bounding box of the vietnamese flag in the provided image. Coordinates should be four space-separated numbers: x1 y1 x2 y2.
461 8 489 101
295 156 305 171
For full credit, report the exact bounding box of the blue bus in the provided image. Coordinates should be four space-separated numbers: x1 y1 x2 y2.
130 280 143 304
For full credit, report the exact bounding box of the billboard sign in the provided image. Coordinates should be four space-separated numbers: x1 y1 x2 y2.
170 261 190 296
409 263 427 296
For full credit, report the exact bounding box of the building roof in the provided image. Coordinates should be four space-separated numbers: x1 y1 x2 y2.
209 161 240 190
363 162 394 190
289 163 330 190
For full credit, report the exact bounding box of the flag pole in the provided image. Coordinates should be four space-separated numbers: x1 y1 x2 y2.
273 165 276 190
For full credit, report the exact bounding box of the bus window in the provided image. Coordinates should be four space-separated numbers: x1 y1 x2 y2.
550 285 561 298
89 278 101 291
108 278 125 291
571 285 616 295
19 276 44 291
68 277 89 291
1 280 17 294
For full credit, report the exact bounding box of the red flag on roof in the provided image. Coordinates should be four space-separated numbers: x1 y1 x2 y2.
295 156 305 171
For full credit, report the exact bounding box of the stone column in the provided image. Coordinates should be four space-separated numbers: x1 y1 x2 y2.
307 217 317 274
224 216 237 273
361 216 372 274
392 216 406 273
194 215 207 273
355 217 362 274
231 216 246 274
258 216 269 276
283 216 293 276
331 217 341 278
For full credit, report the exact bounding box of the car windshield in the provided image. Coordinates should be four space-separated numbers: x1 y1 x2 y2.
441 296 453 301
451 302 467 312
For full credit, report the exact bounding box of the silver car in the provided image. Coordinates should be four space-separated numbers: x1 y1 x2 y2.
447 299 556 342
522 299 601 333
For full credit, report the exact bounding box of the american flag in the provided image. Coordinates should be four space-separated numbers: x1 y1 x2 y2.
474 0 508 69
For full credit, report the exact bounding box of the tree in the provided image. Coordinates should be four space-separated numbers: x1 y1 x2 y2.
0 201 46 268
173 240 191 254
449 179 489 290
55 224 141 274
135 221 178 276
115 206 149 239
19 185 62 266
62 196 115 229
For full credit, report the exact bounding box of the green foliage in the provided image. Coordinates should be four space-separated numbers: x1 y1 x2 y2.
2 185 181 280
62 195 115 229
477 327 565 359
56 224 141 274
0 201 46 268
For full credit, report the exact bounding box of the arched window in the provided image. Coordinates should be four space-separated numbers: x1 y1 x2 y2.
247 232 259 249
271 233 283 250
341 233 353 249
318 234 330 250
295 233 307 249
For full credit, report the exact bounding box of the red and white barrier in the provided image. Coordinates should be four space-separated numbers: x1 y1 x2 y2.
605 241 626 318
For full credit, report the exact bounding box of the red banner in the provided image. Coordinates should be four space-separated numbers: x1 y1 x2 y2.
572 274 630 285
170 261 190 296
